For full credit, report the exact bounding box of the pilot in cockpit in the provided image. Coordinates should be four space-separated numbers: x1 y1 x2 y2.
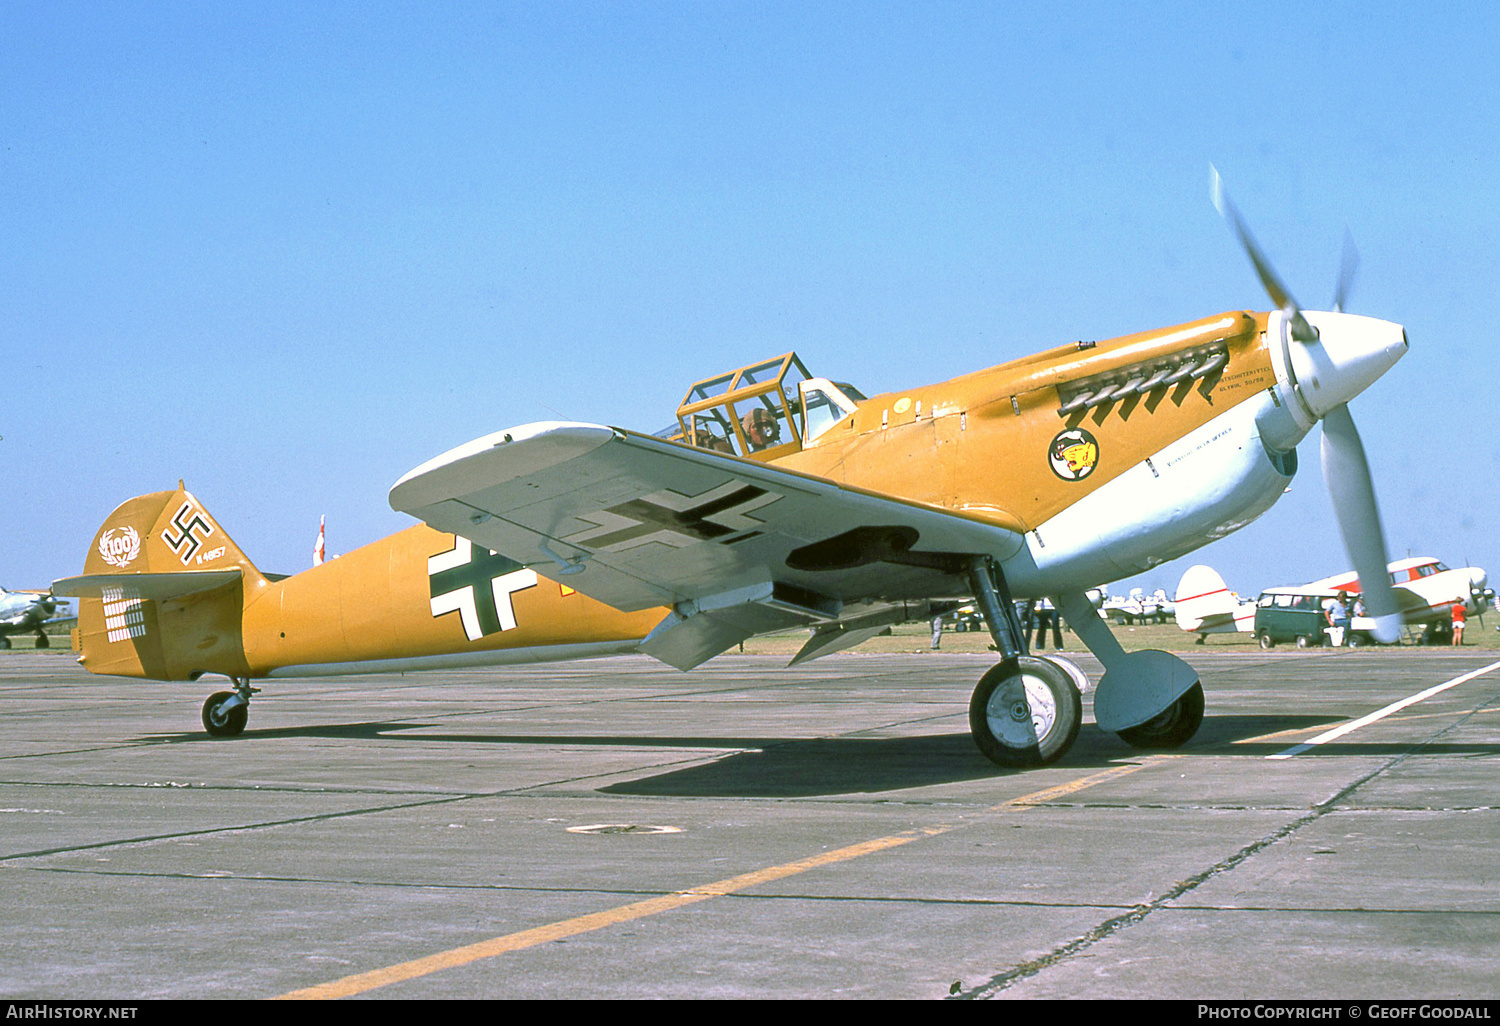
742 407 781 451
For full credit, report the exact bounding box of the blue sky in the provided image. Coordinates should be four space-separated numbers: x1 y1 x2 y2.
3 2 1497 606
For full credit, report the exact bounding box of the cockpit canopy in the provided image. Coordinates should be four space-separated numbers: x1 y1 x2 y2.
662 352 865 460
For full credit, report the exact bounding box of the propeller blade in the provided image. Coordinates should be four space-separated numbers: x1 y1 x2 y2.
1211 166 1317 342
1333 227 1360 313
1321 403 1402 642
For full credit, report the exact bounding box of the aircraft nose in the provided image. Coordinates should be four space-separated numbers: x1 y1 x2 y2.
1291 311 1408 420
1472 568 1488 591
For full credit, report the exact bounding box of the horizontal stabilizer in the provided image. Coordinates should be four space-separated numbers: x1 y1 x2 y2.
53 570 243 602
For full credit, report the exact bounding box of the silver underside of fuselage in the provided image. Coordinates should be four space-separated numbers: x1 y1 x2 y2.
1004 388 1299 597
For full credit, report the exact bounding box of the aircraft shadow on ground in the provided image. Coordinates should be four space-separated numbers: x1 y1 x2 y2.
121 710 1455 798
594 716 1340 797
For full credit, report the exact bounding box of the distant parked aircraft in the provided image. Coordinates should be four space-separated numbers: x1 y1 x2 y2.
0 586 74 649
1175 558 1491 645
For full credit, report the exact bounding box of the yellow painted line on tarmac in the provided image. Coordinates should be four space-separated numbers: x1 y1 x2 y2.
275 760 1156 1000
995 758 1168 808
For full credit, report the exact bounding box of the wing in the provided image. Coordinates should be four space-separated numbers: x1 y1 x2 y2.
390 421 1024 669
1388 582 1453 623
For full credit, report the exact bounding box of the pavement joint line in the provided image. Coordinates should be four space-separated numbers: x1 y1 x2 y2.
956 679 1497 1000
16 865 1178 910
0 778 441 796
0 794 474 863
0 744 146 762
1268 659 1500 760
271 759 1159 1000
1145 903 1500 916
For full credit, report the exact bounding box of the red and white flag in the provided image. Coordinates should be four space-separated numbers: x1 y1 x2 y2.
313 515 326 567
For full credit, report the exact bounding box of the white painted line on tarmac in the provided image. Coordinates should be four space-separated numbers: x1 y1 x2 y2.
1268 659 1500 760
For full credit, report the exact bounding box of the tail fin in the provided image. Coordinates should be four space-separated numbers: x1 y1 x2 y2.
1173 564 1248 633
53 484 266 680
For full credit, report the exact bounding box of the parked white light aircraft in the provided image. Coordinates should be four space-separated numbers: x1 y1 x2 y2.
1312 557 1491 643
1175 558 1492 645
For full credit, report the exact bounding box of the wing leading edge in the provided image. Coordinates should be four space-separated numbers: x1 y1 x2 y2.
391 421 1023 668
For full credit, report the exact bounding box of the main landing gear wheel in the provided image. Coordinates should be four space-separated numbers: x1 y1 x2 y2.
969 656 1082 768
1116 682 1204 750
201 691 248 738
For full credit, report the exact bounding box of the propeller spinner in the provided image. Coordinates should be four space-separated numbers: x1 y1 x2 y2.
1213 168 1406 642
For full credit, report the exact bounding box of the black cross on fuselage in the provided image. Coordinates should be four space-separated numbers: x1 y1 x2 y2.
429 544 528 638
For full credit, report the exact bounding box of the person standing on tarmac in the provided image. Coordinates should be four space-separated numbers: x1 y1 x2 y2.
1326 595 1351 647
1033 599 1064 651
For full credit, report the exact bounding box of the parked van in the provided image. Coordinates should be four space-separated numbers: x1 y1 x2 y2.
1253 588 1339 649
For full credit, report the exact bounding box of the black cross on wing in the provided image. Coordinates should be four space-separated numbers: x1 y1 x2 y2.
562 481 781 553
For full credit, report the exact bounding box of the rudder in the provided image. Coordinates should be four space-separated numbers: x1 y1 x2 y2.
1173 564 1237 632
56 484 267 681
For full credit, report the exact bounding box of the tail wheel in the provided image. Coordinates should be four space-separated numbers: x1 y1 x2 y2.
969 656 1081 768
201 691 248 738
1116 683 1204 749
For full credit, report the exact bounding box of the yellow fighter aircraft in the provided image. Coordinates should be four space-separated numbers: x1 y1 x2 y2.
53 174 1410 768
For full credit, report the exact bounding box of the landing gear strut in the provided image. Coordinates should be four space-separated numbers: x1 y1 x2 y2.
965 558 1082 768
1053 591 1205 751
201 678 257 737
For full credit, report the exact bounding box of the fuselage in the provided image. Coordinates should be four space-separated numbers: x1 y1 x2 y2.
1308 558 1491 621
244 524 665 678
